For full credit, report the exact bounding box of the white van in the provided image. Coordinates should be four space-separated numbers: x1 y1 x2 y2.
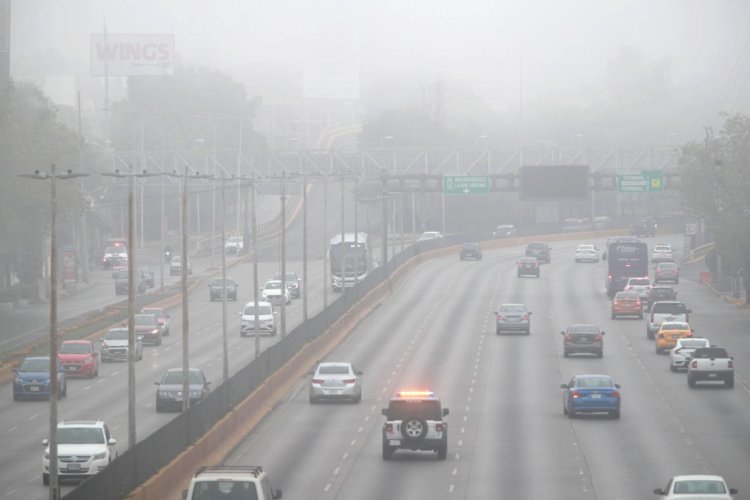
647 301 692 339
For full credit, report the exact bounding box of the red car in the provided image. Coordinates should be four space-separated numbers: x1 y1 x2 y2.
58 340 100 378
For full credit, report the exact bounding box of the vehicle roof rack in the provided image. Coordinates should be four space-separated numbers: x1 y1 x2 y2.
194 465 263 477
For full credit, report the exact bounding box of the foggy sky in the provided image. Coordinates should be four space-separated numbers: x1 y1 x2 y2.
10 0 750 110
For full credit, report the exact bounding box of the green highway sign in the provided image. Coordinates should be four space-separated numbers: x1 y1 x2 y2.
443 175 490 194
616 170 664 193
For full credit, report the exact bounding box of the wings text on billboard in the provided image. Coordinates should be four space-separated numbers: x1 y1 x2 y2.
90 34 175 76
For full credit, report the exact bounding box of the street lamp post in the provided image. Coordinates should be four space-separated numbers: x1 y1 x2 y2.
20 164 88 500
101 168 160 449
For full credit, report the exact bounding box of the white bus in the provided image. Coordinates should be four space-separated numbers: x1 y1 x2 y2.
329 232 371 291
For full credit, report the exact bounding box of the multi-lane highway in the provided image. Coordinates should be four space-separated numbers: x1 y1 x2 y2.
221 238 750 500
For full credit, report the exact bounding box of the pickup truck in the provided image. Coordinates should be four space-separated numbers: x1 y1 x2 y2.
687 347 734 388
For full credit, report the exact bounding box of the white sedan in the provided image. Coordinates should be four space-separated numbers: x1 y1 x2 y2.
654 474 737 498
574 244 599 262
669 337 710 372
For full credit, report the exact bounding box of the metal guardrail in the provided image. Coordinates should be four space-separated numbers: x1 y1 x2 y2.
684 242 714 264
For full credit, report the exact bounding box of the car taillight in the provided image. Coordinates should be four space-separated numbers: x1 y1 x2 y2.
342 378 356 384
635 300 641 306
564 334 573 342
690 360 698 369
496 314 503 320
611 390 620 398
657 333 664 339
570 390 581 399
436 423 445 432
522 314 529 320
594 334 603 341
311 379 324 385
613 300 620 305
607 274 613 282
728 360 734 369
386 423 393 432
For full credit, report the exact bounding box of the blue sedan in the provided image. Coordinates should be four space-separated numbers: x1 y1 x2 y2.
13 356 67 401
560 374 620 419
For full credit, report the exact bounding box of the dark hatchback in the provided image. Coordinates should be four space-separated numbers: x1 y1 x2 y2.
561 324 605 357
646 286 678 310
525 242 551 263
208 278 238 301
154 368 211 412
517 256 540 277
459 242 482 260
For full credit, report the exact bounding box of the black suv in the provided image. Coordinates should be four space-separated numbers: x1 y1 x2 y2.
630 219 657 237
459 242 482 260
646 286 677 310
208 278 238 301
525 242 551 263
272 272 302 299
381 391 449 460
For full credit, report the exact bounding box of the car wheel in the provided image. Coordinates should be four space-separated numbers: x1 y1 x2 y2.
726 375 734 388
13 393 19 401
401 418 428 441
353 393 362 404
437 443 448 460
675 279 679 284
611 312 616 319
563 403 568 415
157 337 162 346
526 329 530 335
563 350 569 358
669 365 677 372
687 374 696 388
43 473 49 486
611 410 621 419
597 350 603 358
638 313 643 320
309 395 317 404
382 440 395 460
517 272 521 278
647 330 654 340
655 346 661 354
567 409 575 419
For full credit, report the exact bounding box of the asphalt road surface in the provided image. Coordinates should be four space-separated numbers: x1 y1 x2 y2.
222 237 750 500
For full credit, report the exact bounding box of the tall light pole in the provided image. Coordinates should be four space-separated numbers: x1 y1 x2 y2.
102 168 159 449
280 170 287 337
322 176 328 308
20 164 88 500
250 173 261 357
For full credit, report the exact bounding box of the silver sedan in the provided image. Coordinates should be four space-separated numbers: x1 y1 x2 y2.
309 362 362 404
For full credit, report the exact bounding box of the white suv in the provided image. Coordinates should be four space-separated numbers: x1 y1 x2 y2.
381 390 449 460
182 465 282 500
42 419 117 485
652 243 675 263
240 301 277 336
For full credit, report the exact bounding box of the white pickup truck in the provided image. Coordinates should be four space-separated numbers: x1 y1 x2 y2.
687 346 734 388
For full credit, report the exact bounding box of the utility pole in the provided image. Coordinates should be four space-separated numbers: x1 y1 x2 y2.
181 164 189 411
340 168 346 299
101 167 158 448
302 177 308 321
322 176 328 308
251 174 261 357
381 173 388 277
20 165 88 500
280 170 287 337
220 175 228 381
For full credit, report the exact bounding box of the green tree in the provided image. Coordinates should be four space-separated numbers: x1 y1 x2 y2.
679 113 750 302
0 82 84 287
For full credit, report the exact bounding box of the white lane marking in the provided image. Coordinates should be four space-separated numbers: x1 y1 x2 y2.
324 483 332 492
333 466 340 475
5 489 16 496
457 439 463 446
83 385 92 391
357 426 363 433
342 452 348 460
8 426 17 433
452 467 458 475
460 427 465 434
449 485 455 493
29 414 38 421
350 439 356 446
454 452 460 460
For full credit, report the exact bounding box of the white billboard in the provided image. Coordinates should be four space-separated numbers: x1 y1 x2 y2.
90 33 174 77
303 66 360 100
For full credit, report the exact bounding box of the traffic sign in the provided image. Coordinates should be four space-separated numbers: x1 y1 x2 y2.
616 170 664 192
443 175 490 194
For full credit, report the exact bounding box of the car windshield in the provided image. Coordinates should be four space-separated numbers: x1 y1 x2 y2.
575 376 613 388
58 427 105 445
462 243 478 249
192 481 258 498
568 325 599 334
274 273 299 281
653 303 688 314
520 257 537 263
614 292 638 300
162 370 204 385
19 358 49 372
679 339 708 348
134 315 157 326
527 243 546 250
500 305 526 313
243 304 272 316
141 308 164 317
211 278 235 286
59 343 91 354
387 400 442 420
628 278 650 286
105 329 128 341
655 245 672 251
660 322 689 331
658 263 677 269
264 281 282 290
318 365 351 375
673 480 726 494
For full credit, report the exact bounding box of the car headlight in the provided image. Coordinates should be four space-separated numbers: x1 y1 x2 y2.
190 390 203 397
92 451 107 460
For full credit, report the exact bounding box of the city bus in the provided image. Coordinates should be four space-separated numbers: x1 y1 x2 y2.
604 237 649 298
329 232 371 292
